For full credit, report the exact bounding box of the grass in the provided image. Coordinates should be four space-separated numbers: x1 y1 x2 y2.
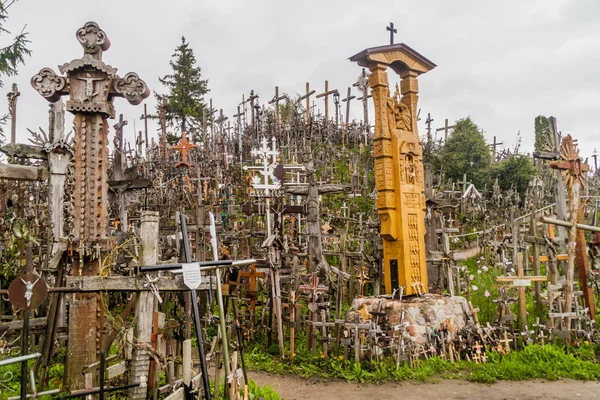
246 341 600 385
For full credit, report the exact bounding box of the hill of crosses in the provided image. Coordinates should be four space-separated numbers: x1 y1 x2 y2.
0 19 599 400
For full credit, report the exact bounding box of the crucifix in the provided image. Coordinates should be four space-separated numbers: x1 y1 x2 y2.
31 21 149 389
268 86 286 138
425 113 433 144
140 103 149 152
248 90 259 126
7 83 19 146
233 105 244 161
354 68 371 144
159 95 169 160
386 22 397 45
435 118 456 142
316 80 338 122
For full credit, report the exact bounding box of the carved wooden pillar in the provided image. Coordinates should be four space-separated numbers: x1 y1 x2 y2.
350 44 436 295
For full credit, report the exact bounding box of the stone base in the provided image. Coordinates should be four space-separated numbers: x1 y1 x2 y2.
350 294 470 345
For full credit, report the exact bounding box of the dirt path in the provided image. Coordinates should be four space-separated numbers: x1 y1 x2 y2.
249 371 600 400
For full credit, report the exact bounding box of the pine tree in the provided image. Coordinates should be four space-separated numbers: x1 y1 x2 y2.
438 117 491 189
0 0 31 143
155 37 209 142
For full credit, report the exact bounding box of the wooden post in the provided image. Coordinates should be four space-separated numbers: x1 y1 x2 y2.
129 211 159 400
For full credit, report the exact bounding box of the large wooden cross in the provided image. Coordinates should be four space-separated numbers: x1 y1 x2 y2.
30 21 149 390
548 134 593 325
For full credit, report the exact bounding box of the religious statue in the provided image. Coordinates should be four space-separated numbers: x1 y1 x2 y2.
386 84 412 132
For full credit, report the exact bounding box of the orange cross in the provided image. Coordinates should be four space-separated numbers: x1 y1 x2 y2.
172 131 198 167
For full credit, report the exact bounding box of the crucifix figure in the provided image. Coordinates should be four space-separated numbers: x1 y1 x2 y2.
78 72 103 101
31 21 149 390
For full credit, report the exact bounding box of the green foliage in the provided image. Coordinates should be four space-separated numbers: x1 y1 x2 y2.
245 330 600 386
534 115 550 152
155 36 209 138
491 153 536 200
468 344 600 383
438 117 491 188
247 380 282 400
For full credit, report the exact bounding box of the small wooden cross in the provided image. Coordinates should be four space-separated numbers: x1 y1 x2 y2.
240 264 265 312
316 80 338 121
298 271 328 302
356 266 372 297
386 22 397 45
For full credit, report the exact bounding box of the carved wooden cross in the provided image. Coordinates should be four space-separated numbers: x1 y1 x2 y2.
548 134 592 325
30 21 149 390
172 130 197 167
31 21 149 243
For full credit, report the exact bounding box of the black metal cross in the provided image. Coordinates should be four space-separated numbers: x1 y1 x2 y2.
386 22 397 45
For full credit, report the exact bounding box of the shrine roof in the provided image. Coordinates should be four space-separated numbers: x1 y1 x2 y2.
58 54 118 76
349 43 436 75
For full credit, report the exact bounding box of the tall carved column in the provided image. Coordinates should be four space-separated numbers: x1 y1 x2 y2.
31 21 149 389
350 44 435 295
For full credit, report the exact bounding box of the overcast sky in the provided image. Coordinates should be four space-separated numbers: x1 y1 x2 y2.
5 0 600 159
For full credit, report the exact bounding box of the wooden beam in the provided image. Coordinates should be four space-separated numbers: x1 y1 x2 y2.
540 216 600 233
529 254 568 263
65 276 215 292
0 163 49 181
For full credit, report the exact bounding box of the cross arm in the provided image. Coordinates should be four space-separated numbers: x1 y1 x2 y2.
31 67 68 102
111 72 150 105
532 151 559 160
284 184 352 196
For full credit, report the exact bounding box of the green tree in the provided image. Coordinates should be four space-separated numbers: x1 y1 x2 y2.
0 0 31 143
534 115 550 152
439 117 491 188
155 37 209 141
491 153 536 199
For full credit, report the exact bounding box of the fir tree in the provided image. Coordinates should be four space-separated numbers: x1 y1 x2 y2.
155 37 209 143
